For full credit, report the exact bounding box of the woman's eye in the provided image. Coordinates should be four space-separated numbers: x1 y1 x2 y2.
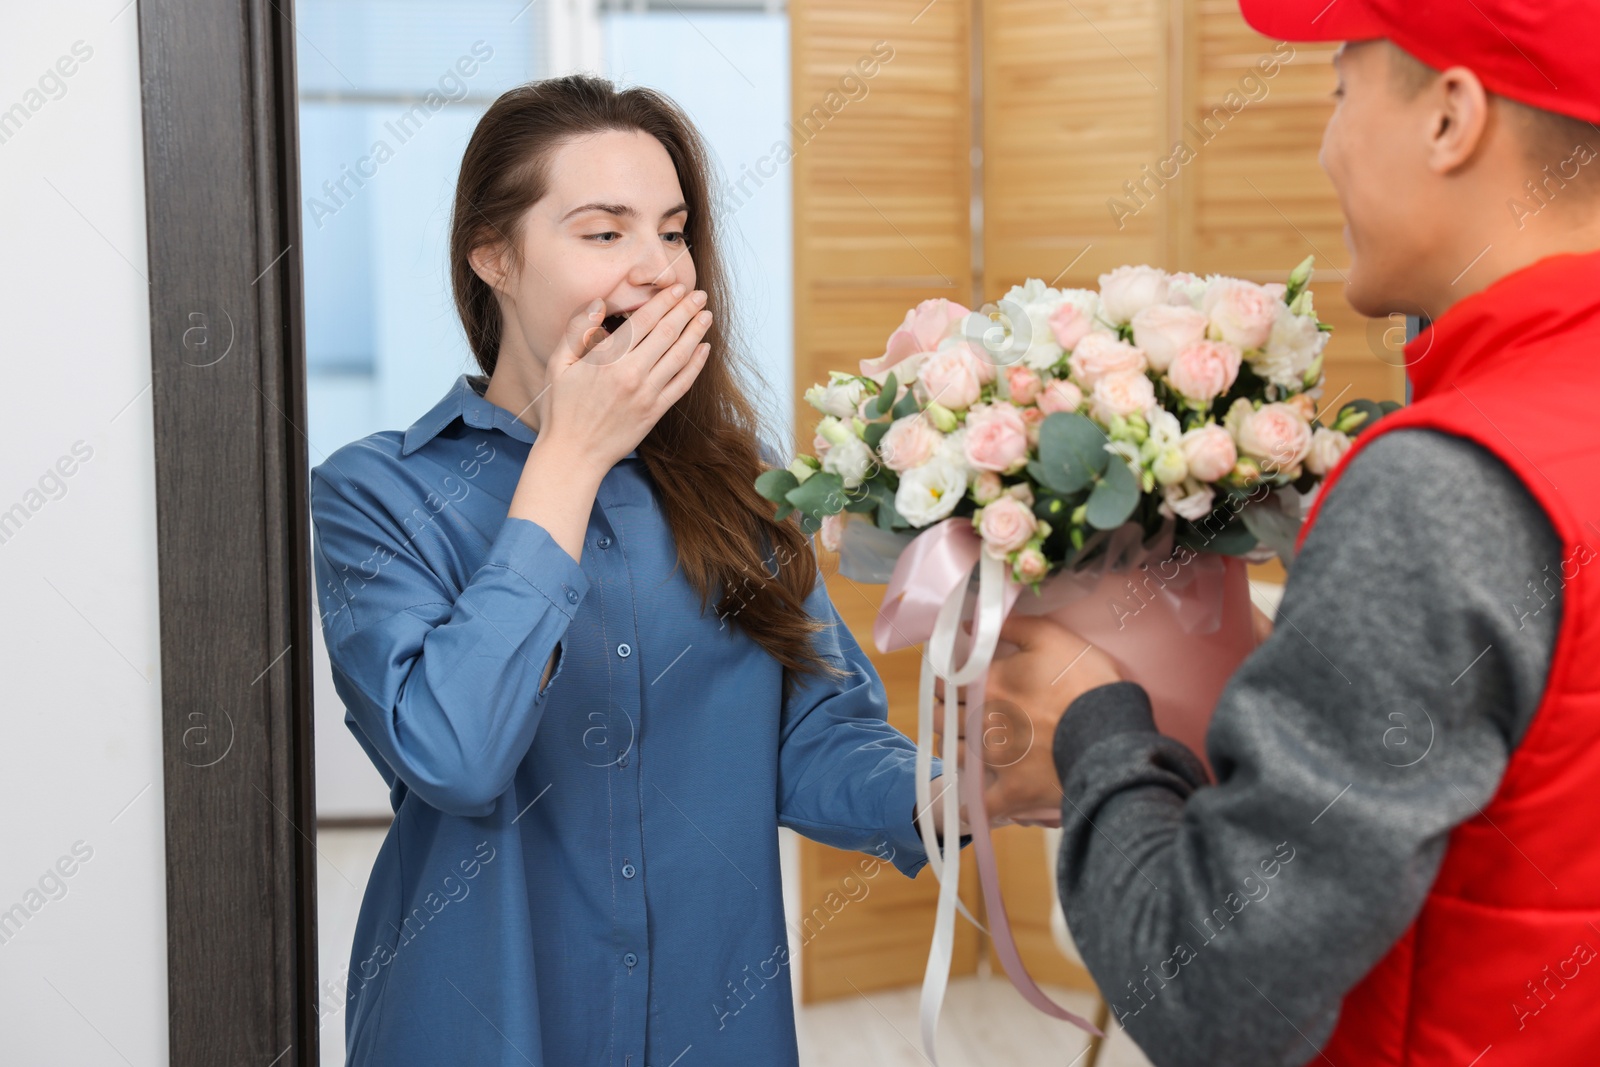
663 231 687 244
586 232 619 243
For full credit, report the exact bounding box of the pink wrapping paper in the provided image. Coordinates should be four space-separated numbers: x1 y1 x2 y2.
1009 551 1257 777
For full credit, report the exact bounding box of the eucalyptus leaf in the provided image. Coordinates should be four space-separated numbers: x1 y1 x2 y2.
874 372 898 417
785 471 846 518
1036 413 1109 494
892 388 921 420
1239 496 1302 566
1179 518 1258 556
863 420 892 451
1085 457 1139 530
755 468 799 504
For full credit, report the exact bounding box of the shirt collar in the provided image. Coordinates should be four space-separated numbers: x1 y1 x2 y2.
401 372 638 460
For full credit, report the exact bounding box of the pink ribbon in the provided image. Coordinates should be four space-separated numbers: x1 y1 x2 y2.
874 519 1023 654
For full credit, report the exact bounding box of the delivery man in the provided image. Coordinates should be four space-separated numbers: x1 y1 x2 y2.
975 2 1600 1063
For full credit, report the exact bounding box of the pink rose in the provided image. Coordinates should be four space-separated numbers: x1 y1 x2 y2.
1203 278 1278 351
1167 340 1242 405
917 347 984 410
1098 265 1169 324
970 470 1003 504
879 414 943 472
964 403 1030 472
1018 405 1045 447
1014 546 1049 583
1005 364 1042 405
1037 379 1084 415
1178 424 1238 483
1236 402 1313 474
1285 392 1318 422
860 298 971 382
812 430 831 458
978 495 1038 559
1263 282 1288 302
1131 304 1210 372
1068 333 1147 390
1089 369 1156 423
1049 301 1095 350
957 340 999 384
819 512 844 553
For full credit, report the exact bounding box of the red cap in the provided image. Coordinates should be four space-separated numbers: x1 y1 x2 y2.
1238 0 1600 125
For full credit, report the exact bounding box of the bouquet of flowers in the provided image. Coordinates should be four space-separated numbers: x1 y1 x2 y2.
756 258 1393 1056
759 256 1393 578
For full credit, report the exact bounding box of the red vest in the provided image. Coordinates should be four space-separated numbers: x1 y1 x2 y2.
1296 251 1600 1065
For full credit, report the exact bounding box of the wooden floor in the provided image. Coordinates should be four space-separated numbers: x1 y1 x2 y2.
316 827 1155 1067
798 972 1154 1067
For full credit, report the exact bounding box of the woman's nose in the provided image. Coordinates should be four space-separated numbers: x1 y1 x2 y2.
631 236 691 290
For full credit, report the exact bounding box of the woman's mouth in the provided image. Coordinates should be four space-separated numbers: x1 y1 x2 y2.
600 310 630 335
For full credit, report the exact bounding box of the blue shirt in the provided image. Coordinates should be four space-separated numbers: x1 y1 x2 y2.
309 372 940 1067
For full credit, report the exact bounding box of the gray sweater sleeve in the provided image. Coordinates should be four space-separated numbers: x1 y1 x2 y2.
1051 428 1563 1067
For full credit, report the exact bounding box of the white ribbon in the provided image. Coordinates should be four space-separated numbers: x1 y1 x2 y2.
913 550 1007 1064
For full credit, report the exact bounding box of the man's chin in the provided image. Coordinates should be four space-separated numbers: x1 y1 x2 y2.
1342 268 1424 321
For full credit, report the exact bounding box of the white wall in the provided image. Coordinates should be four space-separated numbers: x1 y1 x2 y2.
0 3 170 1064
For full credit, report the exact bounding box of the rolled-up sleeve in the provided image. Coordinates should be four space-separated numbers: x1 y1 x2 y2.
775 574 940 878
310 461 589 816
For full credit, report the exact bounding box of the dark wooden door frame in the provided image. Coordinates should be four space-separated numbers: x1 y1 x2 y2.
138 1 320 1063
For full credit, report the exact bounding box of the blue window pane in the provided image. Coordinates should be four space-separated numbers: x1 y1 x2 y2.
296 0 541 98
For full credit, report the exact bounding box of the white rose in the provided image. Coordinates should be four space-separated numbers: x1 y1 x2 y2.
1165 271 1207 308
895 458 967 526
935 427 971 478
820 432 875 489
1151 448 1188 487
1131 304 1210 372
1098 265 1169 324
804 372 867 418
1305 426 1353 475
1145 408 1183 453
1018 302 1066 371
1253 305 1329 391
1161 480 1217 522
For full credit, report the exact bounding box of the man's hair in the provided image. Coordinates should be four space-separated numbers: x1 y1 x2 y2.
1385 40 1598 177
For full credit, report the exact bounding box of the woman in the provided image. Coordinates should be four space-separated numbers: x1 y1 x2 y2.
310 74 954 1066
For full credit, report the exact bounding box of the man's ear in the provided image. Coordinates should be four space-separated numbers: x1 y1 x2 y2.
1425 65 1493 176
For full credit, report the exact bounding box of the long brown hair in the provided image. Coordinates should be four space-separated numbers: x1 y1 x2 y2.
449 74 837 693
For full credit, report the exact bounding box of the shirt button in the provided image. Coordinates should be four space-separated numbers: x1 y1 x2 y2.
617 643 632 658
623 951 638 968
622 862 636 878
617 752 629 768
597 535 612 549
565 588 579 605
